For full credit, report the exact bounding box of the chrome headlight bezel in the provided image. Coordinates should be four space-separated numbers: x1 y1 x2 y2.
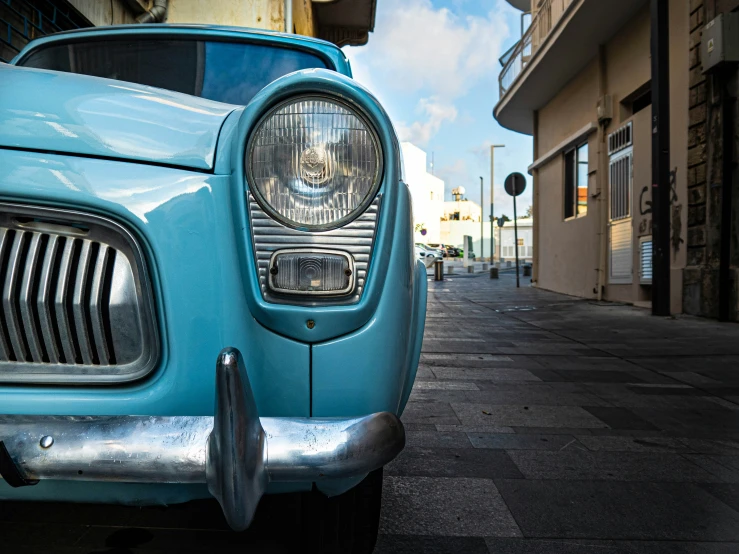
245 94 384 232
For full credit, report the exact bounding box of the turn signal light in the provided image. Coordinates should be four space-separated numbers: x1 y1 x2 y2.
268 249 354 296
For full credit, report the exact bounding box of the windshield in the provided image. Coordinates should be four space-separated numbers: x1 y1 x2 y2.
19 38 329 106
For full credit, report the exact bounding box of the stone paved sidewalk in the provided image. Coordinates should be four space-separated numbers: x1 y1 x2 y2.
377 271 739 553
3 272 739 553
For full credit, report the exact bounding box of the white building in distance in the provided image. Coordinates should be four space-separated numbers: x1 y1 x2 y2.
401 142 444 244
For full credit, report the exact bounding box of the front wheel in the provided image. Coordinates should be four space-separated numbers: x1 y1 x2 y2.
300 468 383 554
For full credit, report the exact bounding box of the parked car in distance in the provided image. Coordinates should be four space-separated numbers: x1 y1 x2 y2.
415 245 436 268
0 24 428 553
427 243 458 258
416 243 443 260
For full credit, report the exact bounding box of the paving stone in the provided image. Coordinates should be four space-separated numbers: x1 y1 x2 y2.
401 402 460 425
375 535 490 554
631 408 739 436
380 477 521 537
507 450 720 482
432 367 541 381
576 435 690 453
385 447 523 479
468 433 581 451
414 381 480 391
494 479 739 540
464 386 611 407
405 429 473 449
484 538 628 553
451 404 609 429
623 541 739 553
435 424 515 433
697 483 739 513
583 407 661 430
550 370 647 383
679 438 739 454
682 454 739 482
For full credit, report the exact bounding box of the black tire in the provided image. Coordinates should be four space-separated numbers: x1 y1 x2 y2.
299 468 383 554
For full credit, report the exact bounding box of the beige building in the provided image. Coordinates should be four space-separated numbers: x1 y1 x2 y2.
495 0 736 316
443 199 482 222
1 0 375 62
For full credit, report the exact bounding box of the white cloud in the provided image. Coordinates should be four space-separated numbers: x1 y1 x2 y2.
346 0 510 143
396 98 458 146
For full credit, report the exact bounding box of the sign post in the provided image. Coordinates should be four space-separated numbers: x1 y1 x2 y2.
504 173 527 288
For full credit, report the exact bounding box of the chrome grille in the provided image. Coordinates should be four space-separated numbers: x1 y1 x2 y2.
249 194 380 304
0 204 158 384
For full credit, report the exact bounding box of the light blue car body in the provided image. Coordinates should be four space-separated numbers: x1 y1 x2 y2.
0 25 426 504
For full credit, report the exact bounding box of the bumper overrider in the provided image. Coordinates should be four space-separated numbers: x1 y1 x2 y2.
0 348 405 530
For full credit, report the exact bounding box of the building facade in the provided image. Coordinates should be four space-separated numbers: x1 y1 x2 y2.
1 0 375 63
495 0 738 320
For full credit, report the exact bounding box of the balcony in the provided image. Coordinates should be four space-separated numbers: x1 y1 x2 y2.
494 0 648 135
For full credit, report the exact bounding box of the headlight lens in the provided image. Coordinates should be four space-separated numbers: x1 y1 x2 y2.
247 97 382 230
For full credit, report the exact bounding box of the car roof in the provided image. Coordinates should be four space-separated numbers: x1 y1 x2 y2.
13 24 352 76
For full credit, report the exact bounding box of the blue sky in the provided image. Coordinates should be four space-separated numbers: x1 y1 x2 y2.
343 0 534 219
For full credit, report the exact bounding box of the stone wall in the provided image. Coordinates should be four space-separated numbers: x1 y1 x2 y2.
684 0 739 320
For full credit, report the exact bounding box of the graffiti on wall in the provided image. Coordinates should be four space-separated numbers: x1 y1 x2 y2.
670 167 684 259
637 168 683 259
639 185 652 235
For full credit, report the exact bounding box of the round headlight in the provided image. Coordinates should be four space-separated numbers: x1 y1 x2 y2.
247 96 382 231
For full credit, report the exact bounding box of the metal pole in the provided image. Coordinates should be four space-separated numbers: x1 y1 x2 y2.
285 0 293 32
490 145 504 262
650 0 670 316
490 208 494 264
719 73 734 321
514 195 520 288
480 176 484 260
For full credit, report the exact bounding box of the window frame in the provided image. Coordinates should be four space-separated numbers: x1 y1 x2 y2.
563 140 590 221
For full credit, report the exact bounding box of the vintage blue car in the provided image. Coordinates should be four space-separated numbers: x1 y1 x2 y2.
0 24 427 551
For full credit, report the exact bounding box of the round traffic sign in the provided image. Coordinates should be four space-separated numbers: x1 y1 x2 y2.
504 172 527 197
497 217 506 228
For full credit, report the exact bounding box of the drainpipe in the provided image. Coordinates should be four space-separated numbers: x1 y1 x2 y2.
285 0 293 33
596 45 608 301
137 0 168 23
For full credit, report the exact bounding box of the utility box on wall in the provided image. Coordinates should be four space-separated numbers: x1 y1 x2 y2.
702 13 739 73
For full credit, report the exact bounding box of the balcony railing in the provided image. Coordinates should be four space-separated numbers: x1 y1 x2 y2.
499 0 576 97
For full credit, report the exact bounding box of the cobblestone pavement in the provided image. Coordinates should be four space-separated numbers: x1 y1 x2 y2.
4 272 739 553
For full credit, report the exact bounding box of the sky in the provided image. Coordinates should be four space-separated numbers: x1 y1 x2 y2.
343 0 534 220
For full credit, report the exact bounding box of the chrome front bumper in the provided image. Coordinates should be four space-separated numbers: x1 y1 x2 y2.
0 348 405 530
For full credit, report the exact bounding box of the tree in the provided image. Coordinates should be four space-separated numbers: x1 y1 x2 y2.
500 214 511 223
524 205 533 218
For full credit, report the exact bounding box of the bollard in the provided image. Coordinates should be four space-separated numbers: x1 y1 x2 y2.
434 260 444 281
447 264 455 275
468 266 475 274
490 267 499 279
482 263 489 271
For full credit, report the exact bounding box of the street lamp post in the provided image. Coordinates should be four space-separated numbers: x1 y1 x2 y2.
490 145 505 263
479 176 483 261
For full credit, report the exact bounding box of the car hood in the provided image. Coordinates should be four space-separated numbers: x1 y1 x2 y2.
0 64 237 171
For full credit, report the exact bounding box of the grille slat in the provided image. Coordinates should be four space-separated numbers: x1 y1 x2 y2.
19 232 45 363
0 204 158 384
36 234 61 364
249 193 381 303
3 230 28 361
54 238 79 365
72 239 95 365
89 244 111 365
0 229 12 361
